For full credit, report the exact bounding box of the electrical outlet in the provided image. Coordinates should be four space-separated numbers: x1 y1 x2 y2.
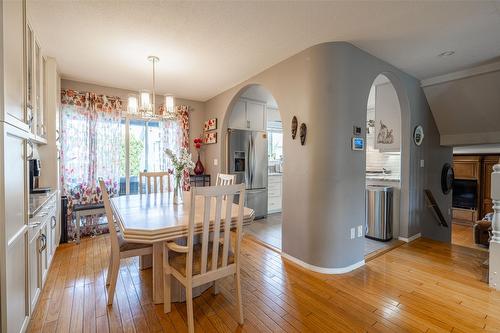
214 158 218 166
357 225 363 238
420 159 425 168
350 228 355 239
448 208 451 215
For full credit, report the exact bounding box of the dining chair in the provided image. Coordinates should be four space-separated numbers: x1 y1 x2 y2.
163 184 246 333
139 171 171 194
99 180 153 305
216 173 236 186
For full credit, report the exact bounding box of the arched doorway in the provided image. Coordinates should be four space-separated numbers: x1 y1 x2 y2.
223 84 284 250
365 74 403 255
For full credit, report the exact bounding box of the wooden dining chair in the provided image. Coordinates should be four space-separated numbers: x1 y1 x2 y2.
139 171 171 194
216 173 236 186
163 184 246 333
99 180 153 305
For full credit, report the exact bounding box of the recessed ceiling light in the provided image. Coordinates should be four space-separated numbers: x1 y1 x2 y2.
438 51 455 57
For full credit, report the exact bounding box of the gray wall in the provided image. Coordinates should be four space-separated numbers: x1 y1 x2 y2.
60 79 206 161
203 42 452 270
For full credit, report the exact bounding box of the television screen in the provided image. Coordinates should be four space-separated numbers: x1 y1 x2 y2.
452 179 477 209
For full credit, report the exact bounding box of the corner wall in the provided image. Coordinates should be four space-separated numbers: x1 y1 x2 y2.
205 42 452 271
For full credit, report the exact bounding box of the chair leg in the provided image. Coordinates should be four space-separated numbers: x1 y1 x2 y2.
105 254 113 286
186 286 194 333
235 270 244 325
107 254 120 305
213 280 219 295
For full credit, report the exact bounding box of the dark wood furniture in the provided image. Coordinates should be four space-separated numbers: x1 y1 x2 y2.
452 155 500 226
189 174 211 187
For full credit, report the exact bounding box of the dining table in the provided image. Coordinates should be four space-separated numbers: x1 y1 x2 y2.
110 191 255 304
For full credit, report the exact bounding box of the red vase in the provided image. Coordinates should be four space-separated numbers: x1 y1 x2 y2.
194 153 204 175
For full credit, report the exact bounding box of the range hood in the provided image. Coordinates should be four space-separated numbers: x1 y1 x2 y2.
421 61 500 146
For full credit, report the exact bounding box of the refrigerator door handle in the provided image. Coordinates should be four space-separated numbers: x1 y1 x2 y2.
246 136 251 187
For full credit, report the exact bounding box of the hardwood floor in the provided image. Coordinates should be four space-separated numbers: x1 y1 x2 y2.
27 234 499 333
452 223 489 252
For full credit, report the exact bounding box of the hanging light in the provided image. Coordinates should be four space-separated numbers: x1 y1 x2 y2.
129 56 176 120
165 95 175 115
127 95 138 114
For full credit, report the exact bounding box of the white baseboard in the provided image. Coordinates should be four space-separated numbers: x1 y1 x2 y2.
398 233 421 243
281 252 365 274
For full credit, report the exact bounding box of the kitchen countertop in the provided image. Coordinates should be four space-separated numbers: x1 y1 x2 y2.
366 176 400 182
29 190 57 218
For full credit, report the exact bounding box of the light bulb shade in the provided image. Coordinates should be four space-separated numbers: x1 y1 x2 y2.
127 96 138 114
140 91 151 112
165 95 175 114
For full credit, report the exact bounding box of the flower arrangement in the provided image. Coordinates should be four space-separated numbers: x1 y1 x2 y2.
194 137 203 150
165 147 195 203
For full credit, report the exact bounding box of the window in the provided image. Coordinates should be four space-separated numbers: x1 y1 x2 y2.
120 117 182 194
268 130 283 161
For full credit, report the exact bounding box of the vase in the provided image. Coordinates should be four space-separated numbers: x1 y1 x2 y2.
173 173 183 205
194 153 204 175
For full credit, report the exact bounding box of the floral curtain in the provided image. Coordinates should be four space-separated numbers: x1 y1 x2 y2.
60 89 122 240
175 105 191 191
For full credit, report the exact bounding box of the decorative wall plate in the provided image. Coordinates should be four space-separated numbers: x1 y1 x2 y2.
291 116 298 139
413 125 424 146
441 163 454 194
300 123 307 146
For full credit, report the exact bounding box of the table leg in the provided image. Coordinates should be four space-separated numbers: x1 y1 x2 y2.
152 242 164 304
76 212 81 244
139 254 152 270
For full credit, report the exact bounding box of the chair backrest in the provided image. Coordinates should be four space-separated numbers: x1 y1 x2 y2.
186 184 245 278
99 179 120 255
216 173 236 186
139 171 171 194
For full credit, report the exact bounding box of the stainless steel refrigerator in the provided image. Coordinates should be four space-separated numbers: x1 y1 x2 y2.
227 128 268 219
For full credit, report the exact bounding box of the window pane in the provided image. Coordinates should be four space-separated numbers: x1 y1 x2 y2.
129 119 146 194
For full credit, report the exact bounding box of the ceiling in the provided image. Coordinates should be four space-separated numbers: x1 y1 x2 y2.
27 1 500 101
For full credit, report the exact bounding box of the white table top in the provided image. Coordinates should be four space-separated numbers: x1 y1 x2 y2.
110 191 255 243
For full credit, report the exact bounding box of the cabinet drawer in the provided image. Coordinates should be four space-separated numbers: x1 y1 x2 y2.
452 208 477 222
268 187 281 197
268 176 282 184
268 198 282 211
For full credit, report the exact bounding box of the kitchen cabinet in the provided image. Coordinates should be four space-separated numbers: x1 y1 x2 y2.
228 98 266 131
2 0 28 129
268 174 282 213
0 123 30 333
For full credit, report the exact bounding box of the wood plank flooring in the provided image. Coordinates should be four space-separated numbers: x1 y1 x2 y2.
27 234 499 333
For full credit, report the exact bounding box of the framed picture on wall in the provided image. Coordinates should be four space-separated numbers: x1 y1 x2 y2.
204 118 217 131
203 131 217 144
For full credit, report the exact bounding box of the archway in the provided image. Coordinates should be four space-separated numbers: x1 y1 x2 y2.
365 73 404 256
222 84 284 250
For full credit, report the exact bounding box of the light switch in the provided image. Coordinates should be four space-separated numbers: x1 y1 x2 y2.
350 228 355 239
420 159 424 168
357 225 363 238
214 159 218 166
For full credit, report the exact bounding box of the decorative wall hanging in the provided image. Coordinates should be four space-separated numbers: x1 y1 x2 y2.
291 116 298 139
441 163 454 194
374 82 401 152
300 123 307 145
203 131 217 144
203 118 217 131
413 125 424 146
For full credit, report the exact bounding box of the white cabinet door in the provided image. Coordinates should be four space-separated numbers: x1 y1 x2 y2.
3 0 26 124
48 213 57 264
28 227 40 313
228 99 247 129
39 223 49 284
6 233 29 332
246 100 266 131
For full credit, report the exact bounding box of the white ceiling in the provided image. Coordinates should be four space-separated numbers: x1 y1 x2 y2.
27 1 500 101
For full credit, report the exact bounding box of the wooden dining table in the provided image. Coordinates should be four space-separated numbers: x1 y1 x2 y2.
110 191 255 304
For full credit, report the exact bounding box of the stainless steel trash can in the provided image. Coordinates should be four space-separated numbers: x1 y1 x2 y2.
366 185 393 241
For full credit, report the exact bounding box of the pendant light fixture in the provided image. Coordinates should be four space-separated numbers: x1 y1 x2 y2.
128 56 176 120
